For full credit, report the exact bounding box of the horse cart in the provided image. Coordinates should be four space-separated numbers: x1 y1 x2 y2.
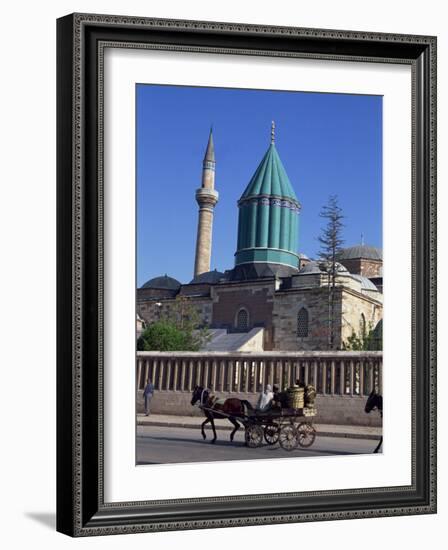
243 408 317 450
191 384 317 449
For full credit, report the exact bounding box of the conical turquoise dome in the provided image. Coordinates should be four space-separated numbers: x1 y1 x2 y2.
235 142 301 272
241 144 298 202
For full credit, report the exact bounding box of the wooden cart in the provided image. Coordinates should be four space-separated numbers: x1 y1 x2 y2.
243 408 317 451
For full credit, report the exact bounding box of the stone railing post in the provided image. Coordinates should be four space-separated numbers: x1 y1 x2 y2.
136 352 382 399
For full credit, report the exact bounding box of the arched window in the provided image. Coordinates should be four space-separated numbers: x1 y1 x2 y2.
297 307 309 338
236 308 249 332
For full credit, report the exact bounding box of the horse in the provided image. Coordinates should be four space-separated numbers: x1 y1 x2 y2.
191 386 253 444
365 390 383 453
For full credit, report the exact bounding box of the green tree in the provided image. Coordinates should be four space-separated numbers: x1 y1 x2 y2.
138 296 211 351
318 195 345 349
343 320 382 351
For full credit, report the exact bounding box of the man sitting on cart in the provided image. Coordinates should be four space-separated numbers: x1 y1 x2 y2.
256 384 274 412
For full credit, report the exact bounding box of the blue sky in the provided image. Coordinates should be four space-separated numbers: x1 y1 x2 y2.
136 84 382 287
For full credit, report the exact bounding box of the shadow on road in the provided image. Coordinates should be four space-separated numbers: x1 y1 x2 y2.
137 433 357 456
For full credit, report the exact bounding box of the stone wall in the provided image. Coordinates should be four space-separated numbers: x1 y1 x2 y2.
138 296 213 327
340 289 382 345
137 390 381 427
339 258 382 277
211 282 275 348
272 287 382 351
273 287 341 350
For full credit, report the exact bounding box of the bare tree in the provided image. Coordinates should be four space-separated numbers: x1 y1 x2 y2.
318 195 345 349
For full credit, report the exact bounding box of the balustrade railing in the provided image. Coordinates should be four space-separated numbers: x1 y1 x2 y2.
136 351 382 397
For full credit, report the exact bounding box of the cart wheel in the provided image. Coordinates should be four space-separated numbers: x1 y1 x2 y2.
245 425 264 448
264 423 280 445
297 422 316 448
279 424 299 451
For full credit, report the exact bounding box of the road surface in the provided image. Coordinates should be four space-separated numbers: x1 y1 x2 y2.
136 425 380 464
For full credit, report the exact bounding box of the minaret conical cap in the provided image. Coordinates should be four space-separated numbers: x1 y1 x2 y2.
203 127 215 163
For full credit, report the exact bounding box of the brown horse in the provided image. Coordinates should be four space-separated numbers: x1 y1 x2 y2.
191 386 253 443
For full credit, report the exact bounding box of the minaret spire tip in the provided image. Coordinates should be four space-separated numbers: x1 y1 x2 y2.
203 126 215 164
271 120 275 144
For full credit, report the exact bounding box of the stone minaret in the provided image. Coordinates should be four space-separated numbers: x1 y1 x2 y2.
194 129 219 277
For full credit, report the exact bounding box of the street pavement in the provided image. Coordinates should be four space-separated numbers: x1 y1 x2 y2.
136 424 381 464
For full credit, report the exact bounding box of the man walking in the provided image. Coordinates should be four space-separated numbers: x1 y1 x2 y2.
143 378 155 416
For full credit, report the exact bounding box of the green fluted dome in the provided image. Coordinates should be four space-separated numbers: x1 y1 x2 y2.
234 142 301 274
241 144 299 202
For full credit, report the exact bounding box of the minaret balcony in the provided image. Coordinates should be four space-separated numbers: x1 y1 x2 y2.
195 187 219 207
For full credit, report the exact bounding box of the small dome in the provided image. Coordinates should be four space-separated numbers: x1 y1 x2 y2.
339 245 382 261
141 274 181 290
298 261 323 274
299 253 309 260
317 261 348 273
189 269 226 284
350 274 379 291
335 262 349 273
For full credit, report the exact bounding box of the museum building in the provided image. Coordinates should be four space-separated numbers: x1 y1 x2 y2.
137 126 383 351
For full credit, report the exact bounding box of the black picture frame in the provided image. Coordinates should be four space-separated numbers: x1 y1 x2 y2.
57 13 437 536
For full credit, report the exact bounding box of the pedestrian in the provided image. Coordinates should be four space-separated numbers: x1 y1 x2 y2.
143 378 155 416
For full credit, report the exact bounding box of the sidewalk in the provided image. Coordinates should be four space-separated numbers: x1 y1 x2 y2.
137 414 382 441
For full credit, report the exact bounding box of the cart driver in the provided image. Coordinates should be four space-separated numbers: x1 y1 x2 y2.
256 384 274 412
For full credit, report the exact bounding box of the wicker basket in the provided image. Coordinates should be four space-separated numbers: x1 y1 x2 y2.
286 386 305 409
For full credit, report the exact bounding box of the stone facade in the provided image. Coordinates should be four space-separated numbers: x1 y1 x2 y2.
138 296 213 328
272 275 382 350
273 287 338 350
137 272 382 351
136 390 381 427
339 258 382 278
211 281 275 349
340 288 382 343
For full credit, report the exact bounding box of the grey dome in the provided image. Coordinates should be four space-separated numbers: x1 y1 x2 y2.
298 261 322 274
350 274 379 291
141 274 181 290
335 262 348 273
189 269 226 284
339 245 382 260
317 261 348 273
299 253 309 260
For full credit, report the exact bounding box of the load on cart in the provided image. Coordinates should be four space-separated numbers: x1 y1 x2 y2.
191 381 317 450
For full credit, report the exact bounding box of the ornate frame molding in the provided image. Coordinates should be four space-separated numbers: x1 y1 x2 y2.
56 13 436 536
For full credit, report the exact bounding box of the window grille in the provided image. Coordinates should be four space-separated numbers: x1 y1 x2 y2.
236 308 249 331
297 307 309 338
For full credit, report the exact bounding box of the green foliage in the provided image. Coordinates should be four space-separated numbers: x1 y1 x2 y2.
343 320 382 351
138 296 211 352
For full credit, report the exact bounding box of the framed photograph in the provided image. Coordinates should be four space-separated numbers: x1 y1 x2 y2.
57 13 437 536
